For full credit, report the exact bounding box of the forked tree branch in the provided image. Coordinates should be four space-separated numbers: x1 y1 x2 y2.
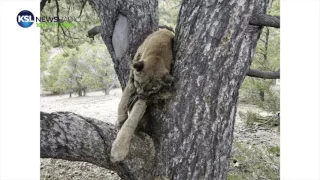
247 69 280 79
250 14 280 28
40 111 155 180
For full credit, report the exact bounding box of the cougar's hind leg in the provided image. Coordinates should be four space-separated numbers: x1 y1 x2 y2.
116 71 135 129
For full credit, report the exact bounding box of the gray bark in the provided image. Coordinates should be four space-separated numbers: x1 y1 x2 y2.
87 25 101 39
249 14 280 28
40 0 271 179
40 111 155 180
247 68 280 79
147 0 267 179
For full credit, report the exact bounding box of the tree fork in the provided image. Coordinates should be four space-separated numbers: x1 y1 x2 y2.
41 0 271 179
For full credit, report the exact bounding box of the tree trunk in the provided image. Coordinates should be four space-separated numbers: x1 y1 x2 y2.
82 87 87 96
260 90 265 101
105 83 116 95
147 1 267 179
78 89 82 97
41 0 270 179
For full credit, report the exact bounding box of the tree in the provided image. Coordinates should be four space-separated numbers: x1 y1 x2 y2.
81 44 118 95
41 52 67 94
40 0 280 179
41 42 117 96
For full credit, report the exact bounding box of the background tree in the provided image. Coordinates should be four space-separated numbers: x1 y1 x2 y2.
41 42 117 96
40 0 280 179
158 0 181 28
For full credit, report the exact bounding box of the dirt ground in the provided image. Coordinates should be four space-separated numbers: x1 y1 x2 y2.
40 88 279 180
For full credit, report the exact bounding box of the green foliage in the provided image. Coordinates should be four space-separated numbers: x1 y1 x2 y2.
259 90 280 112
228 142 280 180
41 42 116 95
40 0 118 96
239 111 259 127
40 0 101 49
268 146 280 156
40 48 49 76
159 0 181 28
239 110 280 128
42 52 68 93
269 0 280 16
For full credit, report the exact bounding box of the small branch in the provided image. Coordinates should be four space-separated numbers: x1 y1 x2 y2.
257 52 266 56
247 69 280 79
159 25 175 33
40 111 155 180
78 0 88 18
40 0 50 11
55 0 61 45
64 26 81 40
60 26 77 39
67 4 72 16
171 3 182 9
55 0 79 41
249 14 280 28
263 27 269 62
259 38 267 44
87 25 101 39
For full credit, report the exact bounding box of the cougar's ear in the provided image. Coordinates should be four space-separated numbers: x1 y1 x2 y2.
162 74 174 84
133 61 144 72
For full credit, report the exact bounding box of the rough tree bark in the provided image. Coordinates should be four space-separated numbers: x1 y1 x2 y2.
40 111 155 179
41 0 272 179
247 68 280 79
249 14 280 28
148 0 267 179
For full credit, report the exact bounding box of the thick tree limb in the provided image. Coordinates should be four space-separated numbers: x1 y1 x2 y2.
87 25 101 39
250 14 280 28
247 69 280 79
40 111 155 180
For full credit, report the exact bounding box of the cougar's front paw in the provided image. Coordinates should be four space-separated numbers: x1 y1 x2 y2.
110 140 130 163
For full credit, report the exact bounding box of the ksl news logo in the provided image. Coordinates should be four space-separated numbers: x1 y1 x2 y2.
17 10 34 28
